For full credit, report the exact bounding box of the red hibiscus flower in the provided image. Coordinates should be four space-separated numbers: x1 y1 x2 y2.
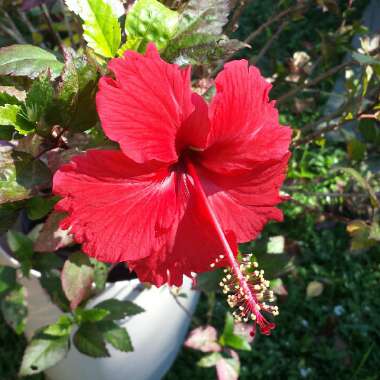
53 44 291 335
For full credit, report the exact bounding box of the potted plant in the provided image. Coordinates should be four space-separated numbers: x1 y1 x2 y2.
0 0 293 379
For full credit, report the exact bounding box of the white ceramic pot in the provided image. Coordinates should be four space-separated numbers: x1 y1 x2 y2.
0 245 199 380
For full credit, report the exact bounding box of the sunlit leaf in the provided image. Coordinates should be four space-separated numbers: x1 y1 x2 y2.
0 45 63 79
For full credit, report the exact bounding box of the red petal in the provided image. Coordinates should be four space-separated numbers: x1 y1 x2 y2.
198 154 290 242
96 43 194 164
176 93 210 152
53 150 179 263
200 60 291 174
53 150 226 286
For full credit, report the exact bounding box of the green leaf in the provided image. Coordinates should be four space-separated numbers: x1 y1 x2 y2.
163 0 244 66
0 45 63 79
91 259 109 292
39 271 70 312
0 202 22 235
0 150 51 204
0 266 17 296
75 307 110 323
47 56 99 132
125 0 179 51
23 74 54 125
26 195 59 221
216 355 240 380
347 139 366 161
94 299 144 320
219 313 251 352
61 252 94 310
196 269 222 293
0 103 34 136
352 52 380 66
6 230 34 276
336 167 379 208
0 104 20 126
34 211 74 252
43 315 74 337
197 352 222 367
19 329 70 376
358 119 378 143
0 87 25 105
99 321 133 352
67 0 122 58
73 323 110 358
1 285 27 334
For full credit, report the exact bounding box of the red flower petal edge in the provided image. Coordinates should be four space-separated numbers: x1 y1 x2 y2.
53 44 291 337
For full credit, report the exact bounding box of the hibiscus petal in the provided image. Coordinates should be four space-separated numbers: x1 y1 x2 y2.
96 43 194 164
176 93 210 152
53 149 229 286
198 154 290 243
200 60 291 174
53 150 180 263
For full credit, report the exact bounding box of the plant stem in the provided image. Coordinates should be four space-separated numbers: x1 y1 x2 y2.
40 4 63 50
224 0 251 34
250 20 288 65
210 1 310 77
278 60 354 104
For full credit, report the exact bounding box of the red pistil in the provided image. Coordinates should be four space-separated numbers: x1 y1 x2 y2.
186 158 277 336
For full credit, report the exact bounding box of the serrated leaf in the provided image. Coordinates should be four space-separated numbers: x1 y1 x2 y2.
47 56 99 132
0 103 20 126
0 103 34 135
216 355 240 380
0 45 63 79
99 321 133 352
1 285 27 334
75 307 110 323
73 323 110 357
197 352 222 368
43 315 74 337
19 329 70 376
0 266 17 296
0 149 51 204
125 0 179 51
26 195 59 221
184 326 221 352
34 211 74 252
23 74 54 125
117 38 143 56
65 0 124 18
94 298 144 320
67 0 122 58
61 252 94 310
6 230 34 276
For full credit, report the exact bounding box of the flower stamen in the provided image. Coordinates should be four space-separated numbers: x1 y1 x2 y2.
186 158 277 337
